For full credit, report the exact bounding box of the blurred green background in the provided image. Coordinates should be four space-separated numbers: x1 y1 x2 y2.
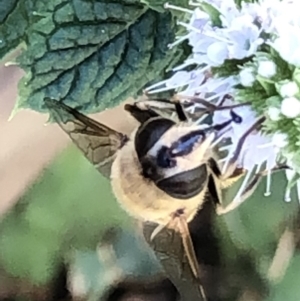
0 145 165 300
1 139 300 301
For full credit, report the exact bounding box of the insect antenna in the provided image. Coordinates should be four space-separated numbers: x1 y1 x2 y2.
173 100 188 122
175 94 251 113
202 109 247 150
138 95 191 122
176 95 216 112
124 103 159 124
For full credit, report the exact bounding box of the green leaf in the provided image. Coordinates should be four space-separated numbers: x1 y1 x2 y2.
212 58 250 78
0 0 30 61
265 95 282 107
292 67 300 90
235 81 268 115
16 2 180 114
256 75 276 96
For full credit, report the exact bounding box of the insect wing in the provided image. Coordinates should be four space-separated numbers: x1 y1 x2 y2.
45 99 128 178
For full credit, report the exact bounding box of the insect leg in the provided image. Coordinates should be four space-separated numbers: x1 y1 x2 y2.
173 99 188 122
136 98 176 111
175 94 217 112
131 97 194 121
152 210 201 280
217 165 289 215
175 94 251 113
176 215 200 279
175 215 207 301
124 103 159 123
220 168 245 189
150 214 200 279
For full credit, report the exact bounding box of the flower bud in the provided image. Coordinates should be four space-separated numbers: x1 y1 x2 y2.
272 132 288 148
281 96 300 118
257 60 277 78
279 81 299 97
268 107 281 121
239 68 255 87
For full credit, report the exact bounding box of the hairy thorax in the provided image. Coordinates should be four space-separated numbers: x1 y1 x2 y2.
110 139 208 225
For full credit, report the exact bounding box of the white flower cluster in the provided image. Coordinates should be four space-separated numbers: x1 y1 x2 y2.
146 0 300 204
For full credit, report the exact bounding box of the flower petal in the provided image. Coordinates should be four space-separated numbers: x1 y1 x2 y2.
207 42 229 66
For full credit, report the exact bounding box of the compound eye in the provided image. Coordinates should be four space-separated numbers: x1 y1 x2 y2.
156 146 176 168
140 157 156 179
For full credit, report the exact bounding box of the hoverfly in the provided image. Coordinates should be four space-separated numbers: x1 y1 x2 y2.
45 96 285 299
